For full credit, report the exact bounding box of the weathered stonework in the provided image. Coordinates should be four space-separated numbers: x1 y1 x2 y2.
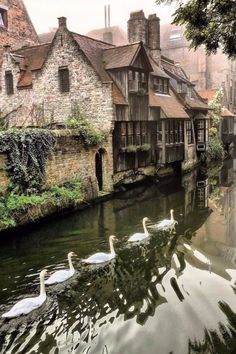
0 23 114 132
0 130 114 193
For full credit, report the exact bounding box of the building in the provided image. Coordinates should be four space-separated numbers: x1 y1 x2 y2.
0 7 209 193
0 0 38 57
160 24 236 114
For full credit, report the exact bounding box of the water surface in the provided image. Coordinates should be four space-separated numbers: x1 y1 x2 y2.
0 160 236 354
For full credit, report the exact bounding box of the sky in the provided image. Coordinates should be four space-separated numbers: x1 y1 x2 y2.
24 0 177 35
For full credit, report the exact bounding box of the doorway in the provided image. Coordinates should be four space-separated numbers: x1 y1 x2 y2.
95 149 104 191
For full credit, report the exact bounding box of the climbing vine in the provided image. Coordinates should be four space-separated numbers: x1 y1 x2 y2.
0 129 56 193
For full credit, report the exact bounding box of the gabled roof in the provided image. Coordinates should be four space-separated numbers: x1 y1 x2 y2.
149 88 189 119
103 42 153 71
72 32 114 82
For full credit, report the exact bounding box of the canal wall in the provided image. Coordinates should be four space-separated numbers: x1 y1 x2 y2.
0 130 114 194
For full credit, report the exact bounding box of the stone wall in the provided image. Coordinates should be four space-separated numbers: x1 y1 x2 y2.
0 20 114 133
0 130 114 194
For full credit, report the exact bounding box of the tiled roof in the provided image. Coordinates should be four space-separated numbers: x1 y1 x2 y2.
149 88 189 119
222 107 235 117
103 43 141 69
161 56 191 84
13 43 51 71
185 94 208 110
17 70 32 88
112 83 128 105
149 55 170 79
72 32 114 82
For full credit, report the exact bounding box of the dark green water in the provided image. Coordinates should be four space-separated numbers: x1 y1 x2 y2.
0 160 236 354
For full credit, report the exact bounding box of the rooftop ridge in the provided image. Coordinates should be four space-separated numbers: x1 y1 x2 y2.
103 42 141 51
71 32 115 47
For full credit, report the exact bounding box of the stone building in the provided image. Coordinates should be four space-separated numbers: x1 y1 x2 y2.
160 24 236 114
0 8 209 193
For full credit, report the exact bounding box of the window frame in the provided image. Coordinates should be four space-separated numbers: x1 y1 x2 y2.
58 66 70 93
5 71 14 95
0 7 8 28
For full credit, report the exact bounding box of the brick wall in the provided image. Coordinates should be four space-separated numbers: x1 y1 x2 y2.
0 0 38 54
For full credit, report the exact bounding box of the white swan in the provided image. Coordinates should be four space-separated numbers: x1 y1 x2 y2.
2 269 48 319
151 209 178 233
128 217 149 242
45 251 77 285
82 235 118 264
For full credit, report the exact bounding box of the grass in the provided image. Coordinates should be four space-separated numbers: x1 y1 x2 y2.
0 179 83 230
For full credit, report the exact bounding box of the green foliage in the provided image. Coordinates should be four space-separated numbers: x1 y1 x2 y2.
0 129 56 193
125 145 137 153
155 0 236 57
204 135 224 162
208 88 224 128
137 144 151 152
0 179 83 230
66 106 106 147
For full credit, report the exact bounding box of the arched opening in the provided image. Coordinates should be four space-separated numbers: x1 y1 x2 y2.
95 149 104 191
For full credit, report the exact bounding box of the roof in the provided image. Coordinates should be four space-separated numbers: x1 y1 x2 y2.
149 88 189 119
72 32 114 82
185 94 208 110
222 107 235 117
149 54 170 79
13 43 51 71
86 26 128 46
103 42 152 71
198 89 217 102
161 56 192 84
112 83 128 105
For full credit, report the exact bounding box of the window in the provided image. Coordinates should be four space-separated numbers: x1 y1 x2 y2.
58 67 70 92
129 70 147 92
186 121 193 144
165 120 184 144
0 8 7 28
153 77 169 95
5 71 14 95
197 120 205 142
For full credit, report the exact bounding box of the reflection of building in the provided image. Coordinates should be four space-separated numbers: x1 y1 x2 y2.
160 24 236 114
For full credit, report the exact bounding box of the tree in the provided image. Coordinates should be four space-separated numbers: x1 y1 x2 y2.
156 0 236 58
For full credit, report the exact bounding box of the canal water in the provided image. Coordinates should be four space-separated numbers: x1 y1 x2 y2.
0 159 236 354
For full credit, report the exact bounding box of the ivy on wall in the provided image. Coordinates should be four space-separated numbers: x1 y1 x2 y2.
0 129 56 193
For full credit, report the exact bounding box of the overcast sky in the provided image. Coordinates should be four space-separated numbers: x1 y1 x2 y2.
24 0 176 35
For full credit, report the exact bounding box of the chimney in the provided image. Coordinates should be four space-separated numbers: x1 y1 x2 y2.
58 17 67 28
128 10 148 44
148 14 161 64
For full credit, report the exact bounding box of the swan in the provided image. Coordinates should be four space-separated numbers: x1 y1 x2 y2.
2 269 48 319
151 209 177 233
128 217 150 242
82 235 118 264
45 251 77 285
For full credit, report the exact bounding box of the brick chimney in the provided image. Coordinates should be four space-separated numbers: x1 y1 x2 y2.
128 10 148 44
